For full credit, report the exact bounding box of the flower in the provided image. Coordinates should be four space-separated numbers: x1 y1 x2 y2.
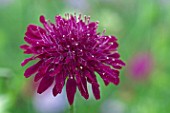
20 14 125 105
127 52 154 80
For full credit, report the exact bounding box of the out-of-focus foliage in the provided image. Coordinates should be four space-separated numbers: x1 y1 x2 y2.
0 0 170 113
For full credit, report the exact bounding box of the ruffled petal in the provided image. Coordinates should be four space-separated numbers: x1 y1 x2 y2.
21 57 34 66
26 24 46 40
77 76 89 99
52 85 59 96
54 72 65 94
24 60 42 78
20 44 30 50
66 78 77 105
37 75 54 94
34 72 44 82
92 83 100 100
50 64 62 77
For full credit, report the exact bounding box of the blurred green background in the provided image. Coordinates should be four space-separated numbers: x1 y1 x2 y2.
0 0 170 113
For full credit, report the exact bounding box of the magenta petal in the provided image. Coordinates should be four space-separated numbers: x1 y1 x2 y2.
77 76 89 99
66 78 77 105
92 83 100 100
111 59 125 69
52 85 59 96
112 65 122 69
39 15 53 33
96 64 120 85
21 57 34 66
24 36 42 45
75 72 81 84
110 42 119 49
113 59 126 66
55 15 62 26
97 71 110 85
50 64 62 77
40 15 46 23
37 75 54 94
108 52 120 58
24 60 42 78
84 71 95 83
55 72 65 93
103 79 109 86
38 58 53 75
34 73 43 82
26 24 45 40
87 71 100 99
108 36 117 42
113 77 120 85
20 44 30 50
23 48 33 54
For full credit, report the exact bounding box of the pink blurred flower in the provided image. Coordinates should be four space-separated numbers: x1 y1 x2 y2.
127 52 154 80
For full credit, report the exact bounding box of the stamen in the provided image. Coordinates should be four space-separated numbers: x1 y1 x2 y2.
80 66 83 69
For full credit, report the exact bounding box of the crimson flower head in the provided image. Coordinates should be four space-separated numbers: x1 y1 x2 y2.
20 14 125 105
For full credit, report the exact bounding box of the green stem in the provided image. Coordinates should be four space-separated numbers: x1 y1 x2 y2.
70 104 74 113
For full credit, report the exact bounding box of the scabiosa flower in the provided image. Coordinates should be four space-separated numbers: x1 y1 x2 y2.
20 14 125 105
